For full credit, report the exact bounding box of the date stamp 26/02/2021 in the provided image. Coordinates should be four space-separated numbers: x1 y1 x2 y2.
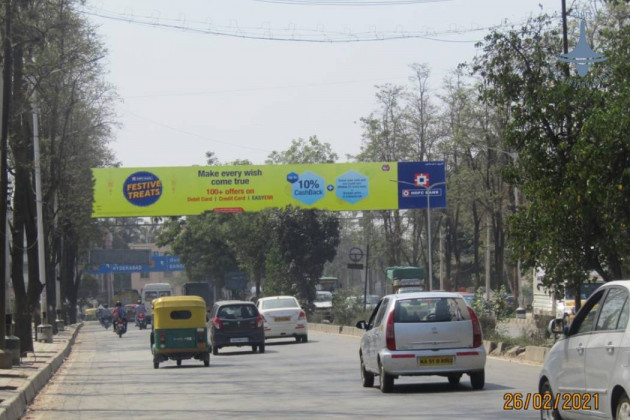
503 392 599 411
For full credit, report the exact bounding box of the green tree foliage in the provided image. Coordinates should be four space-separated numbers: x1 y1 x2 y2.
473 4 630 304
157 214 238 290
265 207 340 310
266 135 338 164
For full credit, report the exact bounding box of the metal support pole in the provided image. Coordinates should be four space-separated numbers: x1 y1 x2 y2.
33 103 49 323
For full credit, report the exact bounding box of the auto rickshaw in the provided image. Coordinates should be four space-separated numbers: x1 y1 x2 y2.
150 296 210 369
84 308 97 321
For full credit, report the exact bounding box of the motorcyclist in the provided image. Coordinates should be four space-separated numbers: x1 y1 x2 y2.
97 304 112 328
113 301 127 331
135 299 147 325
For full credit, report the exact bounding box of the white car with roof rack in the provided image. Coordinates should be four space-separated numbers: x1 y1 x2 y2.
356 291 486 393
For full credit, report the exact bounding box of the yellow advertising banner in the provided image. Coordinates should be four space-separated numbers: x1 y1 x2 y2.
91 162 446 217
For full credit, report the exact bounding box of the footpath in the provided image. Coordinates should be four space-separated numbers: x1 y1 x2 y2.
0 323 81 420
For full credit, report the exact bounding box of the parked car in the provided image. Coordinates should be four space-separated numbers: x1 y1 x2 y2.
539 280 630 419
209 300 265 355
356 291 486 393
256 296 308 343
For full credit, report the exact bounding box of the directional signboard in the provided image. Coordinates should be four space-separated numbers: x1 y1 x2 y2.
92 161 446 217
89 255 185 275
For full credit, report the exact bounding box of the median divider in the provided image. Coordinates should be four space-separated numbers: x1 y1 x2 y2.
0 322 82 420
309 322 549 364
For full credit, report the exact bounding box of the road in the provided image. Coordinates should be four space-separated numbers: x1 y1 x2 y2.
24 322 543 419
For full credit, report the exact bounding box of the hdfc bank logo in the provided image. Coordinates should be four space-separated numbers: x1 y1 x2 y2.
414 173 429 187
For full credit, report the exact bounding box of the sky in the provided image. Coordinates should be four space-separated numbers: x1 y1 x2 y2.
81 0 563 168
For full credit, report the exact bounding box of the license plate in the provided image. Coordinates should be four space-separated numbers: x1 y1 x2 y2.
274 316 291 322
230 337 248 343
418 356 454 366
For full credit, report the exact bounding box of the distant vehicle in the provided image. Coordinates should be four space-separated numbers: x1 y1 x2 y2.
356 291 486 393
540 280 630 419
209 301 265 355
113 289 141 306
314 291 333 322
256 296 308 343
533 270 604 323
318 277 341 293
346 295 380 312
182 282 214 307
396 286 425 294
386 266 424 294
142 283 173 323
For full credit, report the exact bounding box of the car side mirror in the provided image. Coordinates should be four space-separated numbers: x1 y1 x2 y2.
548 318 567 337
355 320 368 330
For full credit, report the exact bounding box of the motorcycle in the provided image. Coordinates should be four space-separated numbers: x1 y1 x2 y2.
100 315 112 330
115 318 127 338
137 312 147 330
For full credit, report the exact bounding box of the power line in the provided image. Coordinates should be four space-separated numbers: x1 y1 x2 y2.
125 75 412 99
250 0 450 5
120 108 274 155
79 6 491 43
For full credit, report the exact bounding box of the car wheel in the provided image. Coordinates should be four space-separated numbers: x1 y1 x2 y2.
539 379 561 420
252 345 257 353
212 346 219 356
259 343 265 353
203 353 210 367
470 370 485 390
617 393 630 420
448 374 461 385
360 356 374 388
153 356 159 369
295 336 301 343
379 363 394 393
177 359 182 367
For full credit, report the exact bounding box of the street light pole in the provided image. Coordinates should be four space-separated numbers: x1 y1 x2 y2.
424 181 446 291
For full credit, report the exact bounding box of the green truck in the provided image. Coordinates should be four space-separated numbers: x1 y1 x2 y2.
385 266 425 294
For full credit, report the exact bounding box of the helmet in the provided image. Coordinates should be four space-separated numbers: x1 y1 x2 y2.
116 301 122 307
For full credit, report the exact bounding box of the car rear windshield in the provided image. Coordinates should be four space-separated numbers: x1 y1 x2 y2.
261 298 298 310
218 304 258 319
394 297 470 323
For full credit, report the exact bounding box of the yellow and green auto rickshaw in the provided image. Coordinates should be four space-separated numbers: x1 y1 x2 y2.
84 308 97 321
151 296 210 369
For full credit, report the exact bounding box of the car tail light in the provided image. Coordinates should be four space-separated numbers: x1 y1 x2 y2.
138 313 144 319
197 328 205 342
298 310 307 321
255 314 264 328
467 306 483 348
159 332 166 344
213 316 223 330
385 310 396 351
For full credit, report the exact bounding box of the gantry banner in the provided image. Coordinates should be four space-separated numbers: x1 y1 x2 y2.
91 161 446 217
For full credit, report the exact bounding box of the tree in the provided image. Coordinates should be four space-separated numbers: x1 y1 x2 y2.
266 135 338 165
473 5 630 308
266 207 340 310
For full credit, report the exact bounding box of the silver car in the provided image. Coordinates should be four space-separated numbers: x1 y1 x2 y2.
539 280 630 420
356 291 486 393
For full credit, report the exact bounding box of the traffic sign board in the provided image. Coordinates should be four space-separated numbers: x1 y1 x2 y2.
347 263 364 270
349 247 364 263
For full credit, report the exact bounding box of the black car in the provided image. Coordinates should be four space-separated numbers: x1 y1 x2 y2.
209 301 265 355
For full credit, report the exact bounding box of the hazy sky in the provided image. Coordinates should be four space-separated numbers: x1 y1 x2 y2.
82 0 562 168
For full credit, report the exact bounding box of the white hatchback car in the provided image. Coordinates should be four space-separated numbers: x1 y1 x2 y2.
256 296 308 343
539 280 630 420
356 291 486 393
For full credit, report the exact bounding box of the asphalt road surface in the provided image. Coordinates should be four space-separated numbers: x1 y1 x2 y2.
24 322 543 419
